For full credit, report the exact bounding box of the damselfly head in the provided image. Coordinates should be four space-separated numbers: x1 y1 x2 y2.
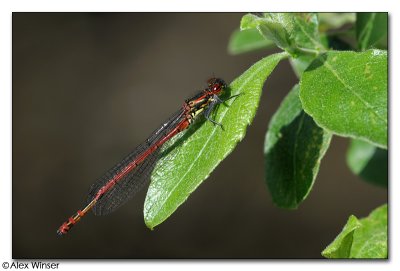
207 77 227 94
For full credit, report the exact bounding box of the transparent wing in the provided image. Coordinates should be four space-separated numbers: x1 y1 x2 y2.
87 109 185 215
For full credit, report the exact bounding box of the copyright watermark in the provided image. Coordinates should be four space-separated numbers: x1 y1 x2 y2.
2 262 59 269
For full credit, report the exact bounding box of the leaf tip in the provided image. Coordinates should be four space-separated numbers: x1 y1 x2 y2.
144 218 155 230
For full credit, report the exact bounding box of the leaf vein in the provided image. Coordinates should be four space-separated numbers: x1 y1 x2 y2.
294 18 323 50
292 111 305 203
153 61 269 214
323 59 387 125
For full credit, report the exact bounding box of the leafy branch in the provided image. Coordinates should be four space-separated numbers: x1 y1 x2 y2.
143 12 388 259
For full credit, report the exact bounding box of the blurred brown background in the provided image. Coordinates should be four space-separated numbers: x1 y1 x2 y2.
12 13 387 259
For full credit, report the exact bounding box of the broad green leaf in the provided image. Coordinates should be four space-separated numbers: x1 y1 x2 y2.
351 204 388 258
322 215 362 258
228 28 275 55
347 139 388 187
300 49 388 149
144 52 288 229
241 13 325 57
264 85 332 209
322 204 388 258
356 13 388 50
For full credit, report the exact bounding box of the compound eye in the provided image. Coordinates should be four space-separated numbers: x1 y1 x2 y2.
213 85 220 92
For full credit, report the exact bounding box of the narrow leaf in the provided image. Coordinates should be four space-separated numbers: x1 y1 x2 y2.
322 204 388 258
300 49 388 148
264 85 332 209
144 52 288 229
228 28 275 55
346 139 388 187
356 13 388 50
322 215 362 258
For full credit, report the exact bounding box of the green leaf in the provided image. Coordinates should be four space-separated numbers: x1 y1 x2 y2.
292 13 322 52
241 13 295 54
289 54 316 78
228 28 275 55
347 139 388 187
322 204 388 258
356 13 388 50
144 52 288 229
351 204 388 258
299 49 388 149
264 85 332 209
322 215 362 258
240 13 325 57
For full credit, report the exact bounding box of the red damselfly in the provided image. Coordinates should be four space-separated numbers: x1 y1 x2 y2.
57 77 237 235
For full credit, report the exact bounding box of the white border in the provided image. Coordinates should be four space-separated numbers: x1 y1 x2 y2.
4 0 396 12
1 1 398 271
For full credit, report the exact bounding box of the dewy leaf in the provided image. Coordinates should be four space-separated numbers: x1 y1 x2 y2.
240 13 325 57
350 204 388 258
228 28 275 55
264 85 332 209
322 215 362 258
300 49 388 149
322 204 388 258
356 13 388 51
346 139 388 187
144 52 288 229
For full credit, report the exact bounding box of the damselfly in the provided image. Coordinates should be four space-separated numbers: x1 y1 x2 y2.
57 77 238 235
